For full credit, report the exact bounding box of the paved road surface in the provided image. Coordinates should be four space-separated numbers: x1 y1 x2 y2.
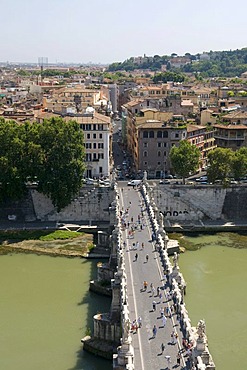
118 183 189 370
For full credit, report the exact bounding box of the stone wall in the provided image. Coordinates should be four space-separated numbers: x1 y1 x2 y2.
31 186 114 223
153 184 247 222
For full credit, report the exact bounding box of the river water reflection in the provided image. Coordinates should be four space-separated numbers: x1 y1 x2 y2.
178 232 247 370
0 254 111 370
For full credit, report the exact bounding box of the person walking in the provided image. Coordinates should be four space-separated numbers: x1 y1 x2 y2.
162 315 167 328
137 316 142 328
152 300 157 311
165 355 171 370
177 352 181 366
152 325 157 338
145 254 149 263
161 342 165 354
134 253 138 261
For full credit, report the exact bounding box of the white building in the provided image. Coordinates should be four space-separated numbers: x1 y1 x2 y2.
65 109 112 178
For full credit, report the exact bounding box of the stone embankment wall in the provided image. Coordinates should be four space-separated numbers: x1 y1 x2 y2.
31 186 114 223
153 184 247 221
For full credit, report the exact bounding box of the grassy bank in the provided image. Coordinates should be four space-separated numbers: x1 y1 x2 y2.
0 230 94 257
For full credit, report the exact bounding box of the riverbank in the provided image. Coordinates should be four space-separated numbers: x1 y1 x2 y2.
0 230 95 257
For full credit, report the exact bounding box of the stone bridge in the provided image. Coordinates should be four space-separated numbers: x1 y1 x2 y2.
84 177 216 370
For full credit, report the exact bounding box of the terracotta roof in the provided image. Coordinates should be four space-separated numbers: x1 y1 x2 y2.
223 111 247 119
214 124 247 130
187 124 206 133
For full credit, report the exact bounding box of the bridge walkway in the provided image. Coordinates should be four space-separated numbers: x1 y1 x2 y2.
118 184 189 370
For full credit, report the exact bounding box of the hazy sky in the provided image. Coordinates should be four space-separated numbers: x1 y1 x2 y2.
1 0 246 64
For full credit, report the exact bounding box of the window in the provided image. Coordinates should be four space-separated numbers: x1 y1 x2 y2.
163 131 168 138
144 161 147 165
164 151 166 156
157 131 162 138
86 153 91 161
143 131 148 138
99 133 103 139
158 162 161 165
149 131 154 138
175 133 179 138
99 166 103 173
157 142 162 147
164 142 167 147
158 151 161 157
85 124 91 131
98 124 103 131
98 143 104 149
93 143 97 149
86 143 92 149
93 153 97 160
143 151 147 157
87 133 90 139
93 133 96 139
143 142 148 148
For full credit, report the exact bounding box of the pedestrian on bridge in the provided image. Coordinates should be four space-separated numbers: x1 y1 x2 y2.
137 316 142 328
152 325 157 338
161 342 165 354
152 300 157 311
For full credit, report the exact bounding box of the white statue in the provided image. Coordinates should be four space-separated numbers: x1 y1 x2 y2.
197 319 206 338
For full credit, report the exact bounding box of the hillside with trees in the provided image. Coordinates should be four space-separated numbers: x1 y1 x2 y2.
107 48 247 78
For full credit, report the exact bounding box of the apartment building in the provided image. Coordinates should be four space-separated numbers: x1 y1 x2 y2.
213 124 247 150
137 120 187 178
36 109 112 178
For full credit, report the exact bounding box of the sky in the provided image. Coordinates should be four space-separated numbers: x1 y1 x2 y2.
1 0 247 64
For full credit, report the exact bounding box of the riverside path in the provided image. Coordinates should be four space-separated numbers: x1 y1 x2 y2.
118 182 188 370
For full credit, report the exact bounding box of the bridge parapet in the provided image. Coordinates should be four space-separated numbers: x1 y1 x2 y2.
141 183 215 370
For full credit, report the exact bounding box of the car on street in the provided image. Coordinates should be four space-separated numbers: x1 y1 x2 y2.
159 179 171 184
127 180 142 186
196 176 208 182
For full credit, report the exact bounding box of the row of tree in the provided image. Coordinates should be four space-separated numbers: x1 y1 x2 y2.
0 117 85 211
170 141 247 183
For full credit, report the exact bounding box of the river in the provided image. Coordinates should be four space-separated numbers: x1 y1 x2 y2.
0 254 112 370
178 232 247 370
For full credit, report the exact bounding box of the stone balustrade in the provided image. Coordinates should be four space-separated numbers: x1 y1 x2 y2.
140 182 215 370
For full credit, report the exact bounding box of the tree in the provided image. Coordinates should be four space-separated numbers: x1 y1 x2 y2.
207 148 234 184
0 117 85 211
231 147 247 180
170 141 200 183
37 117 85 211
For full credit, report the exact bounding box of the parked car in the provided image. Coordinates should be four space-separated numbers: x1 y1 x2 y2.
127 180 142 186
196 176 208 182
159 180 170 185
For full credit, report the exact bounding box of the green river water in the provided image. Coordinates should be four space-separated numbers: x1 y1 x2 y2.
0 254 111 370
179 232 247 370
1 233 246 370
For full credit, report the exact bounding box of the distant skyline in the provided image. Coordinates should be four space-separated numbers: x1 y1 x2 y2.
1 0 247 64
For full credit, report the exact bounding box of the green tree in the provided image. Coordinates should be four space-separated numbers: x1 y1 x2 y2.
207 148 234 184
37 117 85 211
170 141 200 183
231 147 247 180
0 118 85 211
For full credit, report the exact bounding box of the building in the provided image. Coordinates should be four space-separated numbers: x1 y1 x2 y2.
213 124 247 150
36 109 112 178
187 124 216 168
